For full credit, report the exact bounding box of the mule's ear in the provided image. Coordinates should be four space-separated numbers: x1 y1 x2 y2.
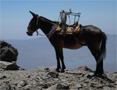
29 11 37 17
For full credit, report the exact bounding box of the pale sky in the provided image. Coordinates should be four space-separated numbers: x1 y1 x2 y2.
0 0 117 40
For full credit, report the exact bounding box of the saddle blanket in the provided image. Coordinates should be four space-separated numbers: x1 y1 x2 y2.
48 24 81 38
56 24 80 34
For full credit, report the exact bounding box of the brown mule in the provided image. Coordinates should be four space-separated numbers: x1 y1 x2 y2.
27 11 107 76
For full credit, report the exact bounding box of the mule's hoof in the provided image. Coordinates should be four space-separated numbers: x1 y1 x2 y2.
56 68 60 72
60 69 65 73
94 72 104 77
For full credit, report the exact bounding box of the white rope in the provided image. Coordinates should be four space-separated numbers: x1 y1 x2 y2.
68 15 70 25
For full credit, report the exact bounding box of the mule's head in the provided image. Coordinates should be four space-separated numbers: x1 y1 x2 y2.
27 11 40 36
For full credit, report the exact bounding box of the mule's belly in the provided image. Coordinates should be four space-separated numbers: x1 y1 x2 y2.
64 43 82 49
57 34 83 49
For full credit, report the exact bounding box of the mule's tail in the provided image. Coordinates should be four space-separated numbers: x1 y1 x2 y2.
98 32 107 63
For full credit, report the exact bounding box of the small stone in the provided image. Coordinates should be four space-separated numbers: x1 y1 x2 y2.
32 81 37 86
46 84 57 90
61 79 67 82
76 84 82 88
115 80 117 85
77 66 93 72
87 74 93 79
56 83 69 90
83 83 87 87
0 75 7 79
24 85 31 90
90 83 96 88
103 86 111 90
17 80 27 88
47 71 59 78
26 75 30 78
42 83 49 89
88 72 94 76
44 67 50 72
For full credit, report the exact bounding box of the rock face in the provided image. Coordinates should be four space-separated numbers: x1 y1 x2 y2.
0 66 116 90
0 41 18 62
0 41 20 70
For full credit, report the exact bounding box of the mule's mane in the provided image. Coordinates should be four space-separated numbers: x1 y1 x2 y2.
39 16 59 24
39 16 82 27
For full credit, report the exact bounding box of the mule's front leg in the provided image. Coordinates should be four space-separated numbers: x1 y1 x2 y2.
56 56 61 72
55 48 61 72
61 60 66 72
59 48 66 72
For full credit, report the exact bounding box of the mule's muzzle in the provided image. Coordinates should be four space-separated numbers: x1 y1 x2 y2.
26 32 33 36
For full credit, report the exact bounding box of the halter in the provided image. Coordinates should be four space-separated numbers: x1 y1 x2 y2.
35 16 55 37
34 15 49 36
35 16 40 36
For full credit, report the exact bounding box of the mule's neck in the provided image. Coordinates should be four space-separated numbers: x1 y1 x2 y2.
38 16 54 35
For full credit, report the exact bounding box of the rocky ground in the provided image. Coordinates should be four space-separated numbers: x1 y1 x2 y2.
0 41 116 90
0 66 116 90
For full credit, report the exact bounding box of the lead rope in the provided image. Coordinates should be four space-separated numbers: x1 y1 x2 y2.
35 16 46 37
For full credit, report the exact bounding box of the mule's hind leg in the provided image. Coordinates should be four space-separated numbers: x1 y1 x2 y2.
95 59 104 76
87 44 104 76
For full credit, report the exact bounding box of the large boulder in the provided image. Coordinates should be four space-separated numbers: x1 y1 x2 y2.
0 41 18 62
